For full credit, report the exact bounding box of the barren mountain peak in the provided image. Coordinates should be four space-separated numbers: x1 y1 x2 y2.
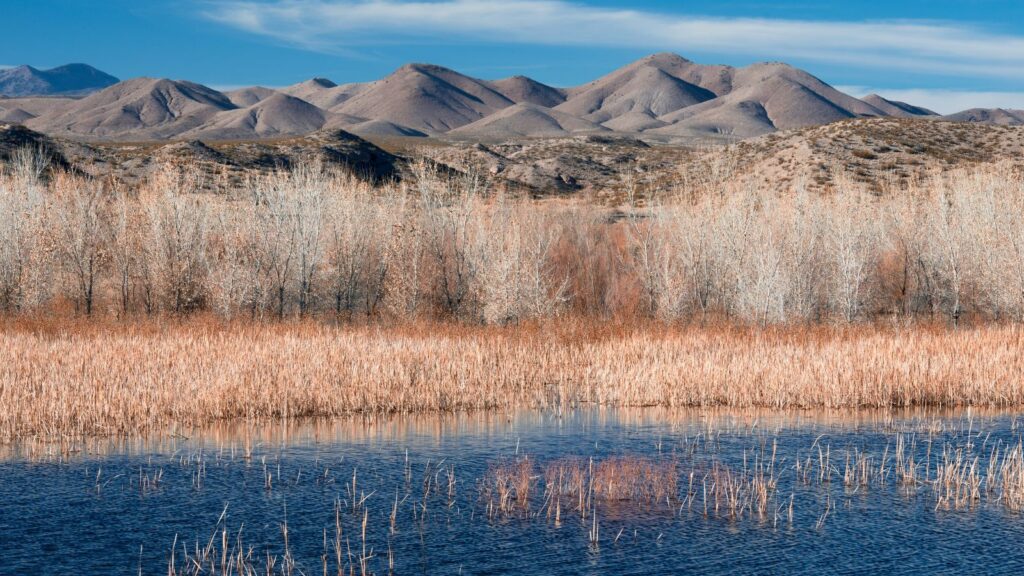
334 62 514 133
225 86 278 107
0 62 119 97
307 77 337 88
449 101 608 141
488 75 566 107
640 52 692 63
397 62 449 73
184 91 330 140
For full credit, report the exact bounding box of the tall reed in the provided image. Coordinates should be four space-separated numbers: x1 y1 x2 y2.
4 319 1024 442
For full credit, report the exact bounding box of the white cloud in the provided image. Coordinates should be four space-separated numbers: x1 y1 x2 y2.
838 85 1024 115
200 0 1024 80
0 65 15 70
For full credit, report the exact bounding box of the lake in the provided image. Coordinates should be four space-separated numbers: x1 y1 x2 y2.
2 408 1023 575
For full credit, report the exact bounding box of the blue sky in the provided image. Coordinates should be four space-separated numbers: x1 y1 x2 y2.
4 0 1024 112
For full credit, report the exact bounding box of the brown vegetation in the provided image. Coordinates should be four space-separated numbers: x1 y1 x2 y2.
4 148 1024 325
4 148 1024 441
3 318 1024 442
3 148 1024 441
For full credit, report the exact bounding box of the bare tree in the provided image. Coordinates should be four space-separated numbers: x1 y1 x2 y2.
460 193 568 324
48 175 110 315
624 177 689 320
780 182 826 323
108 186 138 315
922 177 971 325
328 181 375 316
250 173 298 318
5 149 1024 327
417 163 485 318
0 147 49 311
992 171 1024 320
361 187 401 316
291 165 327 316
825 183 880 322
141 168 210 313
206 208 251 319
383 187 426 319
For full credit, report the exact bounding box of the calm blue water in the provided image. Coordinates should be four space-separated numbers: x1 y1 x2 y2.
1 409 1023 575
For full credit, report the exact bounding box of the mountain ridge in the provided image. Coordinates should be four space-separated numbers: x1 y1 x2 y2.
3 55 1019 143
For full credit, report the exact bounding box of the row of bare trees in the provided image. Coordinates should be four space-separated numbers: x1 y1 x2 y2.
628 165 1024 325
2 150 1024 325
0 156 569 323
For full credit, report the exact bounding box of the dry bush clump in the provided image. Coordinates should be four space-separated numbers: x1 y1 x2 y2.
483 455 680 519
555 456 679 503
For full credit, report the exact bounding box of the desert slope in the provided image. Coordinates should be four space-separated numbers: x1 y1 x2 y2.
27 78 237 140
861 94 938 118
186 93 330 140
448 103 608 140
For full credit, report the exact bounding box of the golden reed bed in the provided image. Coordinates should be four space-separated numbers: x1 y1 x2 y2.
2 318 1023 442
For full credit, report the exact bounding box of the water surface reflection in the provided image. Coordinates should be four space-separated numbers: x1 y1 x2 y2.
2 408 1023 574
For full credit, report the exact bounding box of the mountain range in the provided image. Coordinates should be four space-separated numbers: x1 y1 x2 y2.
1 54 1021 143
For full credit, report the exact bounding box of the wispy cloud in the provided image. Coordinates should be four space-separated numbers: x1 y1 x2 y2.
200 0 1024 80
838 86 1024 115
0 65 15 70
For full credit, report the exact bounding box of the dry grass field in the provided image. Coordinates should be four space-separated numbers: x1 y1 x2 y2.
3 317 1023 442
